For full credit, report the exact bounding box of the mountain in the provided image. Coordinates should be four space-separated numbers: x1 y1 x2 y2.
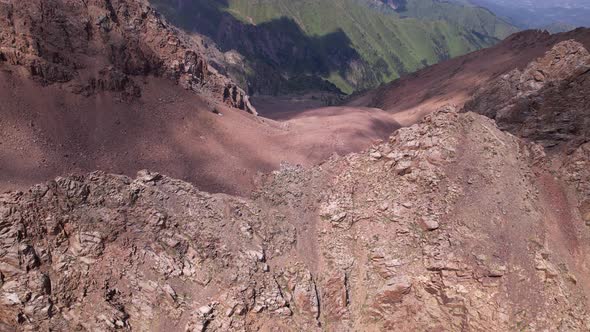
0 0 402 196
388 0 515 37
465 39 590 150
3 72 590 330
452 0 590 31
541 22 578 34
3 0 590 330
354 28 590 122
0 0 257 112
474 0 590 9
150 0 517 94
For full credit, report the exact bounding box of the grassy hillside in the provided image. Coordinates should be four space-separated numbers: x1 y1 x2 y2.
396 0 515 38
151 0 517 94
452 0 590 31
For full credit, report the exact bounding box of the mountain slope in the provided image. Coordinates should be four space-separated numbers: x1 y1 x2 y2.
0 0 255 113
465 39 590 150
150 0 517 94
453 0 590 31
3 2 590 332
3 106 590 331
0 0 402 196
394 0 515 38
352 28 590 124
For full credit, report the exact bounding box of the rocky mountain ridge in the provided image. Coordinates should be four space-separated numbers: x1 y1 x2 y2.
360 28 590 122
1 3 590 332
2 103 590 331
0 0 256 113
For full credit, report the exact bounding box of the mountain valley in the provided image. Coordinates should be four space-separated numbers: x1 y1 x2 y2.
0 0 590 331
150 0 516 94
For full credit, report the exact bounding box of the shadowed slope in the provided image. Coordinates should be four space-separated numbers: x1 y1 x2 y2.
0 69 399 195
351 28 590 125
0 0 400 196
151 0 516 94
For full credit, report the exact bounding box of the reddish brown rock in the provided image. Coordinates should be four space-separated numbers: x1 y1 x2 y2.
0 0 255 113
321 272 349 322
369 276 412 318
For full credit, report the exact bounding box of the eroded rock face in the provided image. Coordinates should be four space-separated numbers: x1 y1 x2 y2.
0 171 299 330
464 40 590 149
0 0 256 113
2 108 589 331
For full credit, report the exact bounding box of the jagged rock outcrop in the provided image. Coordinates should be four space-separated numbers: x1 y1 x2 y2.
2 107 589 331
0 0 256 113
464 40 590 149
464 40 590 236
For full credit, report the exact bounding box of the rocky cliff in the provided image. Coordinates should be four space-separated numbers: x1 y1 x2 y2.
0 0 256 113
151 0 516 95
464 40 590 150
2 107 589 331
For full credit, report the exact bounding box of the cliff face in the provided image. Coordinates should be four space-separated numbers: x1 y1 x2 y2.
2 107 590 331
0 0 256 113
463 40 590 269
464 40 590 150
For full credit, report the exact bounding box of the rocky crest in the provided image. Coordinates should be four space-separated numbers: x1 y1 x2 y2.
2 107 589 331
0 0 256 113
464 40 590 149
464 40 590 271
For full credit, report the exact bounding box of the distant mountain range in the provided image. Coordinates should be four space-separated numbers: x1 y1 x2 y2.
477 0 590 9
150 0 516 95
451 0 590 31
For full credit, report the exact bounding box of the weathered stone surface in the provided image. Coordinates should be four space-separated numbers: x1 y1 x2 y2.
464 40 590 149
1 108 590 331
370 276 412 315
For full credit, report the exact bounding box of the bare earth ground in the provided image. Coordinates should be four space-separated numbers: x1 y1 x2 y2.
252 93 344 120
2 16 590 329
0 68 399 196
2 0 590 330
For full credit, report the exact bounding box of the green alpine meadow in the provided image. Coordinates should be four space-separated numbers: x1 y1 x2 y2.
151 0 516 94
